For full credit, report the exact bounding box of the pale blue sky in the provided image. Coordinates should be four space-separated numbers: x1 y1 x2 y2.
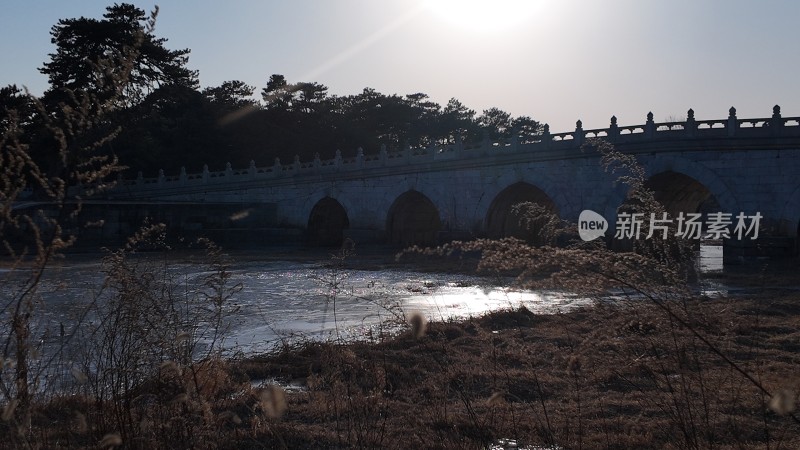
1 0 798 131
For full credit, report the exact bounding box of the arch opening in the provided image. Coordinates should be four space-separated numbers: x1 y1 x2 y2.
307 197 349 246
386 191 442 247
486 182 557 241
635 171 723 270
644 171 720 217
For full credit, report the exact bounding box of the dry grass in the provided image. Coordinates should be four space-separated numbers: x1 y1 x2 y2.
214 288 800 449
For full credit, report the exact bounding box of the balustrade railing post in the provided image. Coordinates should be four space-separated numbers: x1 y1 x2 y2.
158 169 165 185
645 112 655 138
179 166 187 185
608 116 619 140
541 123 550 146
225 162 233 178
771 104 783 136
727 107 738 137
313 153 321 172
574 120 584 146
202 165 209 183
273 157 282 177
248 160 256 178
685 108 696 137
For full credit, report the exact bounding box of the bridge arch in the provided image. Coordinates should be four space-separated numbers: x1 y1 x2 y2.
386 190 442 247
485 182 558 240
307 196 350 246
642 156 740 216
643 171 721 216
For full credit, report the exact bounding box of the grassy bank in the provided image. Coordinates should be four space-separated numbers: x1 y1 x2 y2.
16 284 800 449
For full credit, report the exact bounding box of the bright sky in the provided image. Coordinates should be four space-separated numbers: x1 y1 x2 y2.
2 0 798 132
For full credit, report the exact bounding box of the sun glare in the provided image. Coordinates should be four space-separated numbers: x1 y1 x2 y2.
423 0 543 33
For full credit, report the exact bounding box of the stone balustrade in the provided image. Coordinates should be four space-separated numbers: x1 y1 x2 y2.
115 106 800 191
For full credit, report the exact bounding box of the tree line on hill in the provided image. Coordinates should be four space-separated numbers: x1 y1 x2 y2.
0 3 543 178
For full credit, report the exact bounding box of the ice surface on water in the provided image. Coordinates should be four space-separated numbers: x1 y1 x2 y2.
7 244 731 360
224 261 591 354
12 258 591 358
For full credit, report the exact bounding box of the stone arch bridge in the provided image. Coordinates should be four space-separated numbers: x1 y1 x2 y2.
70 106 800 261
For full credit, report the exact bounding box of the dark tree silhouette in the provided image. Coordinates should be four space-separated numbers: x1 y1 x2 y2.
40 3 197 107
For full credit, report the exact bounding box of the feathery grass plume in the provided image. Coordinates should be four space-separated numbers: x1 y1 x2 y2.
487 392 506 406
259 385 287 418
170 393 189 405
1 399 18 421
769 390 797 415
160 360 182 377
218 410 243 425
98 433 122 448
408 311 427 339
175 331 192 343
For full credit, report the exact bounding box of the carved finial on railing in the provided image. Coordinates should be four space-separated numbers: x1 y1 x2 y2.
574 120 584 144
771 105 784 135
609 116 619 138
225 162 233 177
646 112 654 123
249 160 256 169
158 169 165 185
180 166 187 183
542 123 550 137
686 108 696 137
356 147 364 167
357 147 364 157
645 112 655 137
727 107 738 137
202 164 209 183
575 119 583 130
137 171 144 185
